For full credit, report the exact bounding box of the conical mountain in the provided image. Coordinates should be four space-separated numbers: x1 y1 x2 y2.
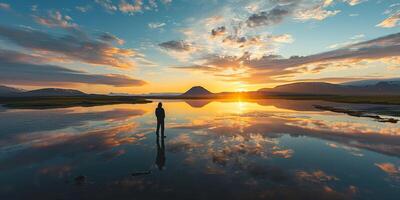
182 86 213 96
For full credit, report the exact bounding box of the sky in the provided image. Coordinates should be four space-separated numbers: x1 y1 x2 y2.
0 0 399 94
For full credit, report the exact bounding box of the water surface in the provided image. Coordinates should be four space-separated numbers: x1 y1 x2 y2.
0 100 399 200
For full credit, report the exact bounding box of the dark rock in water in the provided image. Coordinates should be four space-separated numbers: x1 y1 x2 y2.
131 170 151 176
74 175 86 185
314 105 399 123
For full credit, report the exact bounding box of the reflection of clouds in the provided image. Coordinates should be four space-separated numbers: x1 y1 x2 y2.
167 134 203 153
172 109 400 157
38 164 72 178
375 162 400 175
375 162 400 184
0 108 146 145
101 149 126 161
20 123 139 148
0 123 146 171
272 149 294 158
296 170 339 183
327 143 363 157
287 117 400 136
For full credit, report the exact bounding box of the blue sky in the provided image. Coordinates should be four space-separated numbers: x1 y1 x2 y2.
0 0 399 93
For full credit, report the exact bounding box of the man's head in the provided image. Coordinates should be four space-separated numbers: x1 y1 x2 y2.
158 102 162 108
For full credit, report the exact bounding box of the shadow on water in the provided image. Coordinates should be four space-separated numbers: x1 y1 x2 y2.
156 135 166 171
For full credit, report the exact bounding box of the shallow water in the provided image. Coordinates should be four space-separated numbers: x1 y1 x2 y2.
0 100 399 200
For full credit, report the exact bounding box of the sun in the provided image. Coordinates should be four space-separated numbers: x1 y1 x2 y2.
235 86 248 92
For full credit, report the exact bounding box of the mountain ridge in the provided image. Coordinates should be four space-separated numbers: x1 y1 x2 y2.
258 81 400 95
0 85 87 97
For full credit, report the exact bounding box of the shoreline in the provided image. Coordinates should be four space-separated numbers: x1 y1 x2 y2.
1 94 400 109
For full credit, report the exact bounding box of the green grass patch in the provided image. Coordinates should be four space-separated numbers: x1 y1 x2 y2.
0 95 152 109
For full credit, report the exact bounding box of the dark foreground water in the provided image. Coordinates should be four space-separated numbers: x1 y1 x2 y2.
0 100 399 200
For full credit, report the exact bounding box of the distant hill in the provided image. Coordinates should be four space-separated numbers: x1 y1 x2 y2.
343 78 400 86
0 85 25 96
21 88 87 97
182 86 213 97
259 82 400 96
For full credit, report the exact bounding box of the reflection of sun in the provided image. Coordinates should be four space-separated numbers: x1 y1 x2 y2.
237 99 246 114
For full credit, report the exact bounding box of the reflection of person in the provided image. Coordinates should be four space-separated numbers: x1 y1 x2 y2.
155 102 165 137
156 136 166 170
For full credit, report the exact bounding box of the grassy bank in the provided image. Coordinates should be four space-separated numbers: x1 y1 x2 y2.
0 95 152 109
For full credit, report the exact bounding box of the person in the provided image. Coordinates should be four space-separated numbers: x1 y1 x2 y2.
155 102 165 137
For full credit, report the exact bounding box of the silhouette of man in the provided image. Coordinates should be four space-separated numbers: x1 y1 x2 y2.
155 136 166 170
155 102 165 137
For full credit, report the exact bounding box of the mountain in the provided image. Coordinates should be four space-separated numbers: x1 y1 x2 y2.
0 85 25 96
260 82 347 95
21 88 87 97
182 86 213 96
139 92 181 97
343 78 400 86
259 82 400 96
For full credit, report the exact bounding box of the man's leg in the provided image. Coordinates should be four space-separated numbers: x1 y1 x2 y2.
161 120 165 137
156 120 160 135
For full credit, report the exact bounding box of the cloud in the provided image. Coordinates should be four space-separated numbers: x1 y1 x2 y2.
99 32 125 45
160 0 339 63
268 34 294 43
158 40 196 61
0 25 138 68
119 0 143 14
377 13 400 28
34 10 78 29
76 5 91 13
96 0 167 14
160 0 172 4
245 0 340 27
159 40 193 52
350 34 365 40
31 5 38 11
0 2 10 10
328 34 364 49
174 32 400 84
246 5 293 27
343 0 365 6
0 49 146 87
95 0 118 12
148 22 166 29
211 26 226 37
377 3 400 28
294 4 340 21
